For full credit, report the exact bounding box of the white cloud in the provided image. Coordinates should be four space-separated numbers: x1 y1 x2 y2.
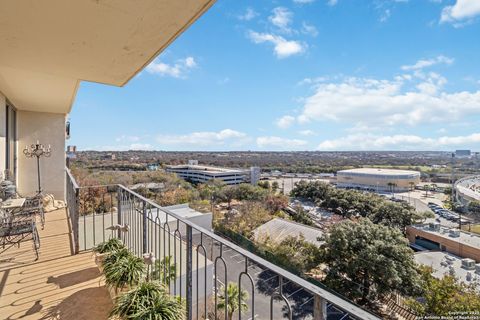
146 56 197 78
257 136 308 149
156 129 248 147
269 7 293 33
295 72 480 128
380 9 391 22
317 133 480 151
440 0 480 24
276 115 296 128
301 22 319 37
327 0 338 6
248 31 305 58
91 143 153 151
298 130 316 136
238 7 258 21
401 55 454 71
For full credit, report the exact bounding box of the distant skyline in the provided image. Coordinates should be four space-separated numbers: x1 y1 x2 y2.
70 0 480 152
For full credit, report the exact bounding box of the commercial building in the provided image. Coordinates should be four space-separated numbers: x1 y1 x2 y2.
166 161 261 185
407 223 480 262
336 168 421 192
414 251 480 288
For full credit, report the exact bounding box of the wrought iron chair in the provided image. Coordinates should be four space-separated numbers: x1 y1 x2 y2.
19 196 45 229
0 209 40 260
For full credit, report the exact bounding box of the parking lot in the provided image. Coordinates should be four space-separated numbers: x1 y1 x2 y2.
192 235 352 319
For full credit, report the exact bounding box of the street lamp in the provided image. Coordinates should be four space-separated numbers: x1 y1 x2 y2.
23 141 51 195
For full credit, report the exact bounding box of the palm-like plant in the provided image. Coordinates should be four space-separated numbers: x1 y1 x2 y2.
103 249 145 292
217 282 249 320
110 281 184 320
93 238 124 254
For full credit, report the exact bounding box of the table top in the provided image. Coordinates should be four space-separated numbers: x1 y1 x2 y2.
0 198 26 209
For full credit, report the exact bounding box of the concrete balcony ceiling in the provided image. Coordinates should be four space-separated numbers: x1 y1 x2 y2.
0 0 216 113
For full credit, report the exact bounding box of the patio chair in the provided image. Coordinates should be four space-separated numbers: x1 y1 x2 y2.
0 217 40 260
20 196 45 229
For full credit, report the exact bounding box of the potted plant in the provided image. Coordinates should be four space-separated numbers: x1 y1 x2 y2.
93 238 125 268
110 281 184 320
103 248 145 297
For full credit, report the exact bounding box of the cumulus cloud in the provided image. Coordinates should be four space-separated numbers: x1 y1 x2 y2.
257 136 308 149
248 31 305 58
317 133 480 151
440 0 480 24
327 0 338 5
269 7 293 33
298 130 316 136
238 7 258 21
295 70 480 128
91 143 153 151
401 55 454 71
276 115 296 128
146 56 197 78
301 22 319 37
156 129 248 147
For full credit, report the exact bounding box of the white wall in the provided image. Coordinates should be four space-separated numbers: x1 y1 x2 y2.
0 92 5 179
17 110 66 199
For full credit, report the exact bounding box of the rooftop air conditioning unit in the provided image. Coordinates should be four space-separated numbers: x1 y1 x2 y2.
462 258 476 270
445 255 456 262
429 223 440 231
449 229 461 238
475 263 480 274
466 272 472 281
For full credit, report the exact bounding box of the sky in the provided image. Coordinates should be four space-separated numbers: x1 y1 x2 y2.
70 0 480 152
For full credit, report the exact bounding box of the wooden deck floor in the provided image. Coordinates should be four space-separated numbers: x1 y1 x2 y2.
0 209 112 320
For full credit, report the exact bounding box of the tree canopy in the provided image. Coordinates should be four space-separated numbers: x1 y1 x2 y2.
320 219 422 305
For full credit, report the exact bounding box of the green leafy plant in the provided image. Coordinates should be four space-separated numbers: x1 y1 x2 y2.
152 256 177 286
217 282 249 320
110 281 184 320
103 248 145 291
93 238 125 254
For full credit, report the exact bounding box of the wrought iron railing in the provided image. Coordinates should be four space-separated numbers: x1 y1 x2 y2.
65 169 379 320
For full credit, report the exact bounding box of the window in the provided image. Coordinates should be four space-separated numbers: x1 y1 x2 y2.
5 102 16 181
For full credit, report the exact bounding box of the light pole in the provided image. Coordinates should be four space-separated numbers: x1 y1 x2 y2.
23 141 51 195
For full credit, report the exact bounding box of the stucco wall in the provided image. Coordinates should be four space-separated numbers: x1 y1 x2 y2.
0 92 5 179
17 110 65 199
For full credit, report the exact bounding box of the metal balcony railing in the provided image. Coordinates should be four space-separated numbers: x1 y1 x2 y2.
65 168 379 320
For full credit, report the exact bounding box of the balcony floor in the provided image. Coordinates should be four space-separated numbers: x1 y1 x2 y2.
0 209 112 320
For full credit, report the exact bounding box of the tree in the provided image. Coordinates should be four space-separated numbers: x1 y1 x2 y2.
468 200 480 215
406 266 480 315
271 181 279 193
321 219 422 306
367 201 417 231
423 184 431 198
264 194 289 213
217 282 249 320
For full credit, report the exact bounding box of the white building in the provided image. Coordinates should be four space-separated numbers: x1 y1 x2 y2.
336 168 421 192
166 163 260 185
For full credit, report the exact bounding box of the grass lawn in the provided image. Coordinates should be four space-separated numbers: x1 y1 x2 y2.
461 223 480 235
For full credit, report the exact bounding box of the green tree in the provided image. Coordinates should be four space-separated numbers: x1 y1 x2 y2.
406 266 480 315
367 201 417 230
468 200 480 215
217 282 249 320
423 184 431 197
321 219 422 306
271 181 279 192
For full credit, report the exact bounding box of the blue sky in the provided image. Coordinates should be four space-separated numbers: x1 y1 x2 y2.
70 0 480 151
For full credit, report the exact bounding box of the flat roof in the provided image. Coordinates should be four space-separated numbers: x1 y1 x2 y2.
411 224 480 248
253 218 324 246
163 204 209 219
166 164 247 174
338 168 421 176
415 251 480 287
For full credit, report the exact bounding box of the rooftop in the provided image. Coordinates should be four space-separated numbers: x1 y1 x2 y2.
166 164 248 174
253 218 324 246
411 224 480 248
163 203 209 219
415 251 480 288
338 168 421 176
